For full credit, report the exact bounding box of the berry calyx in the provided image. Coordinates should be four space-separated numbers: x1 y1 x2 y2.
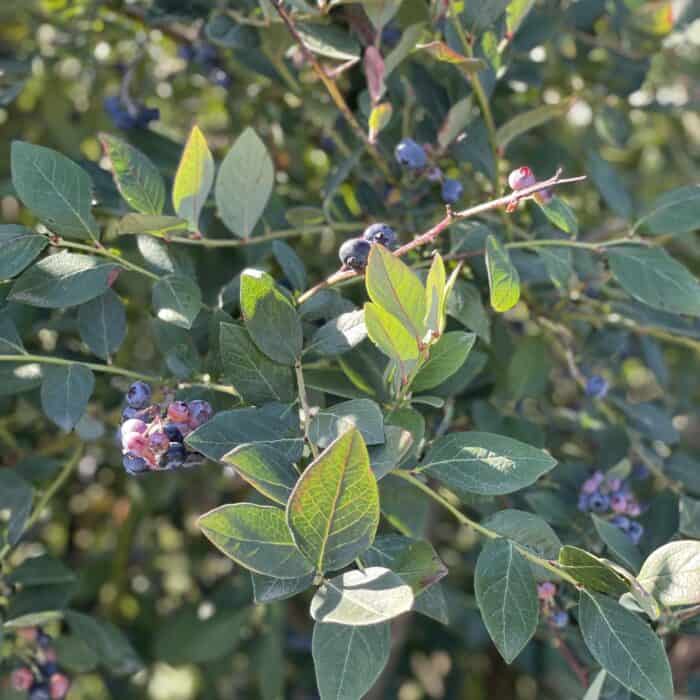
338 238 371 270
362 223 398 250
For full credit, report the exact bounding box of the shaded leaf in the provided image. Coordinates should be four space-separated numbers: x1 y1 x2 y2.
485 235 520 312
0 225 47 278
152 274 202 329
40 364 95 432
78 290 126 360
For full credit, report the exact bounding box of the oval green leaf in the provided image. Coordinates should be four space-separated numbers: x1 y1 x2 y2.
485 235 520 312
638 540 700 606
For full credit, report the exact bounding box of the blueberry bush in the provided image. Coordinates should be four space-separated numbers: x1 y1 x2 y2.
1 1 699 699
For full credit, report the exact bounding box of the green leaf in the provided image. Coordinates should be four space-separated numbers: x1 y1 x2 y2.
679 495 700 538
185 405 303 462
536 247 573 290
419 432 557 496
506 335 550 399
360 535 447 594
485 235 520 312
366 244 426 339
65 610 142 675
40 364 95 432
475 538 538 664
172 125 215 230
11 141 99 240
438 96 473 150
0 470 33 547
507 0 536 34
313 622 391 700
7 555 76 587
412 331 475 393
638 540 700 606
0 311 25 355
310 567 414 625
219 322 295 404
296 23 360 61
287 428 379 573
368 425 413 480
0 225 47 278
308 398 385 449
384 23 425 76
152 274 202 329
578 591 674 700
240 269 303 364
592 514 643 572
462 0 510 30
446 279 491 343
199 503 314 578
100 133 165 215
482 509 562 580
308 310 367 357
635 185 700 236
496 103 569 149
272 240 307 292
215 128 274 238
0 363 43 396
379 473 430 538
363 0 403 29
251 572 314 604
364 302 420 376
205 12 261 48
78 289 126 360
537 196 579 235
222 442 298 506
416 41 486 74
586 152 635 220
558 546 629 595
116 214 188 237
608 246 700 317
10 252 118 309
424 253 447 335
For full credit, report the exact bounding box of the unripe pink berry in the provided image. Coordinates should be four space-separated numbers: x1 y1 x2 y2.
122 432 147 454
537 582 556 600
50 673 71 699
122 419 147 436
167 401 189 423
611 494 628 513
148 431 169 453
626 501 641 517
11 668 34 690
508 166 536 191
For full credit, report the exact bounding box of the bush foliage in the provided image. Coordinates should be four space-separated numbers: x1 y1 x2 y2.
1 1 699 699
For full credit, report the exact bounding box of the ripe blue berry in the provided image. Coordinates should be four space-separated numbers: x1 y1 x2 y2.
339 238 371 270
394 138 427 170
362 223 398 250
40 662 58 678
627 521 643 545
36 631 52 649
126 381 152 409
104 97 159 130
162 443 187 470
123 454 149 475
163 424 184 443
148 431 169 454
549 610 569 628
29 684 51 700
611 515 631 532
588 492 610 512
188 400 213 428
122 406 139 421
585 375 609 398
441 178 463 204
577 493 590 512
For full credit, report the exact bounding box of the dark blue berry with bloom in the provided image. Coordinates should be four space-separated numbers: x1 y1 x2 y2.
126 381 152 409
29 684 51 700
362 223 398 250
589 492 610 512
162 443 187 470
441 178 463 204
627 521 644 545
381 23 402 48
104 96 159 130
394 138 427 170
123 454 149 475
585 375 609 399
188 400 213 428
164 424 184 443
339 238 371 270
549 610 569 628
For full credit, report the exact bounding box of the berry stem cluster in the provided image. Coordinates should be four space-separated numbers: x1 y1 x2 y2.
297 168 587 304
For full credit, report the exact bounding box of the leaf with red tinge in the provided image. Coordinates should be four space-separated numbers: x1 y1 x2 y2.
364 46 385 105
416 42 486 73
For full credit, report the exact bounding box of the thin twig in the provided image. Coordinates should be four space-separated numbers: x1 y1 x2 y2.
270 0 393 181
297 169 587 304
295 360 319 459
552 633 589 688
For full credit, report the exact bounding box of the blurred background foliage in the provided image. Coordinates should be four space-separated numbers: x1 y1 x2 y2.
0 0 699 698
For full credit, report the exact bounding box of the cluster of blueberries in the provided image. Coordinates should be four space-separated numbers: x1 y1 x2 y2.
120 381 214 475
578 470 644 544
394 137 464 205
537 582 569 628
338 222 397 271
103 95 159 130
178 42 232 88
11 628 69 700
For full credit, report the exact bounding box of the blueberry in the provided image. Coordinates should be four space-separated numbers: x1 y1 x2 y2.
135 106 160 128
167 401 190 423
441 178 463 204
339 238 371 270
611 515 631 532
549 610 569 628
188 400 213 428
104 96 137 129
631 462 650 480
162 442 187 470
178 45 196 61
394 138 427 170
320 135 335 154
362 223 398 250
209 68 232 87
37 631 52 649
49 673 71 700
126 381 151 409
507 166 536 191
585 375 609 399
29 684 51 700
148 431 170 454
627 521 643 544
40 662 58 678
163 424 184 443
381 23 402 48
577 493 590 512
123 454 149 475
194 43 218 64
588 492 610 513
11 668 34 691
122 406 139 421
